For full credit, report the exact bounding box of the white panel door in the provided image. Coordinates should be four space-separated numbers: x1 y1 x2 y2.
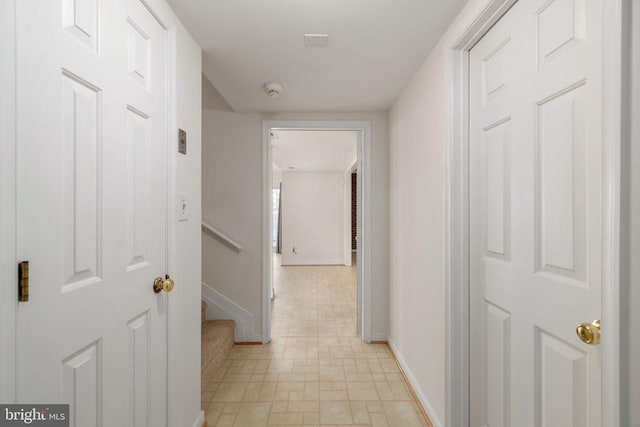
16 0 169 426
469 0 602 426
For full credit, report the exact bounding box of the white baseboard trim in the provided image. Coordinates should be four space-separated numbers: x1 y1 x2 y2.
388 339 443 427
201 282 261 342
281 258 344 266
191 410 204 427
371 333 388 342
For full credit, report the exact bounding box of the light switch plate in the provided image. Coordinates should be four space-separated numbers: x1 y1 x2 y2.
177 193 189 222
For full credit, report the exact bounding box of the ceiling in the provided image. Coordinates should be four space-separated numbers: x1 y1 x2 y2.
271 130 357 172
165 0 468 113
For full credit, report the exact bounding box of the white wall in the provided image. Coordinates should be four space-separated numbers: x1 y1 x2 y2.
389 36 448 425
201 94 263 340
389 1 517 425
202 83 390 340
281 171 345 265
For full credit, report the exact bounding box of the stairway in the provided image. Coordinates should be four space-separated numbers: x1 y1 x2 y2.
201 301 235 384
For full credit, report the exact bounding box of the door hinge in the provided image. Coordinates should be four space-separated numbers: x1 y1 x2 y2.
18 261 29 302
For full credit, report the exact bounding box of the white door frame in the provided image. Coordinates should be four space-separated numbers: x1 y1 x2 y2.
261 120 372 344
0 1 181 423
443 0 624 426
0 0 17 405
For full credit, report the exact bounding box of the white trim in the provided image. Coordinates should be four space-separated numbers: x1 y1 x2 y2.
191 410 205 427
165 24 179 427
262 120 372 344
388 339 443 427
201 282 261 342
262 122 271 344
444 0 623 426
601 1 623 426
281 259 345 266
0 0 17 404
444 3 517 425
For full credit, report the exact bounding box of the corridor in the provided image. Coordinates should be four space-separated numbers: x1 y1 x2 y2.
201 259 429 426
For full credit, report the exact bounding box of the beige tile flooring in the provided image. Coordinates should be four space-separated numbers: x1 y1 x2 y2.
202 255 428 427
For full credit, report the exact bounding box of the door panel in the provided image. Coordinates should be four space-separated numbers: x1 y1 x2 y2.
16 1 168 426
469 0 602 425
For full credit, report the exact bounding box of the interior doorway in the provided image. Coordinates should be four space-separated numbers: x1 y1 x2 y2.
445 0 623 424
261 121 372 344
270 129 358 339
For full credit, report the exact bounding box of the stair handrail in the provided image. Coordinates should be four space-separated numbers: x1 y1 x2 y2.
201 221 242 252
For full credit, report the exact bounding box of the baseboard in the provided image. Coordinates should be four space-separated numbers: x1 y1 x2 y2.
387 339 443 427
191 410 205 427
280 258 344 266
201 282 260 342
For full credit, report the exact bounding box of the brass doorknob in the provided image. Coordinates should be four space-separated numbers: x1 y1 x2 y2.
153 275 175 293
576 319 600 345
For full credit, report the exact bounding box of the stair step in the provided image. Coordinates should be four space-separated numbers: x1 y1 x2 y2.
201 319 235 384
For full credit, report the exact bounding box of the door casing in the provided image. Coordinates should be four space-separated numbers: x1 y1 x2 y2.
443 0 624 426
0 0 17 405
261 120 372 344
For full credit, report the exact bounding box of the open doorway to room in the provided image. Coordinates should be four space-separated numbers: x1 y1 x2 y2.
270 129 358 339
261 121 372 344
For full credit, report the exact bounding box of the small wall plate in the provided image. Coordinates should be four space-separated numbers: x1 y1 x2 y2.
178 128 187 155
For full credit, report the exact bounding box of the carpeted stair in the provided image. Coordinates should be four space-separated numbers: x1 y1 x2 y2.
201 301 235 384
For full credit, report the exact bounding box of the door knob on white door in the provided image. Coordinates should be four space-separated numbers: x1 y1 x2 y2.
153 275 175 293
576 319 600 345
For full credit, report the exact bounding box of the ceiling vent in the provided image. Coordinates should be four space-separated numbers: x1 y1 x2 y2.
264 82 283 98
304 34 329 47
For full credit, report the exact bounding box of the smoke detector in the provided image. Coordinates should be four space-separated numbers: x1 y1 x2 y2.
264 82 283 98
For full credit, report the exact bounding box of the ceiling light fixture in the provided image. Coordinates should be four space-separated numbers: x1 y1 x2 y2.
264 82 283 98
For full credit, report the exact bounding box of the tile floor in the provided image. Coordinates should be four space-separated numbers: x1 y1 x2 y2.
202 255 429 427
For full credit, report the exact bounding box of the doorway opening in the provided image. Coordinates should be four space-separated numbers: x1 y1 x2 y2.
261 121 372 344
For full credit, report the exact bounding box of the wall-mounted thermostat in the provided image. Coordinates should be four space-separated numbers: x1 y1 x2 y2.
178 129 187 155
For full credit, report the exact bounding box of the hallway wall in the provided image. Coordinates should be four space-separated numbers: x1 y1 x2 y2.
389 36 448 425
201 77 390 341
